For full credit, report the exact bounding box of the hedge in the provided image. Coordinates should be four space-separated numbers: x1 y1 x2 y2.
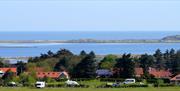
97 84 149 88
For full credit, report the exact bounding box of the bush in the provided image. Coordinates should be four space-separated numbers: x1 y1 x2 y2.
22 83 34 87
97 83 148 88
46 83 89 88
71 78 95 81
154 79 164 87
154 84 176 87
99 78 124 82
46 83 64 88
147 78 158 84
121 84 148 88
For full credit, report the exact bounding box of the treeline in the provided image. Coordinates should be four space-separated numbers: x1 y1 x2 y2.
1 48 180 79
0 48 180 86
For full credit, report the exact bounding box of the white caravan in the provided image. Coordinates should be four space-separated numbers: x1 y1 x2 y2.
65 80 79 86
35 81 45 88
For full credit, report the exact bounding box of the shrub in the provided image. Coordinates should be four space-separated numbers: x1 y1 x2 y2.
154 79 164 87
97 83 148 88
154 84 176 87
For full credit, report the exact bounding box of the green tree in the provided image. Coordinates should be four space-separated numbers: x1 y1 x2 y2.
47 50 54 57
55 49 73 57
172 50 180 75
40 53 48 59
0 61 4 67
169 49 176 70
80 50 87 56
2 70 14 85
153 49 165 69
115 54 135 78
26 63 36 72
140 54 154 78
89 51 96 58
21 71 37 86
164 50 171 69
19 73 28 84
99 54 117 69
73 55 97 78
54 57 69 71
0 58 9 67
43 76 56 83
16 61 26 75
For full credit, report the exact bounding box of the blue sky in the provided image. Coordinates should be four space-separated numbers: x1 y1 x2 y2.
0 0 180 31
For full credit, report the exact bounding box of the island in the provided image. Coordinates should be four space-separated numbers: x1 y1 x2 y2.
0 35 180 43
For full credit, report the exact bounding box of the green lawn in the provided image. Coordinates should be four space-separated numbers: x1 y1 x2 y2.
0 87 180 91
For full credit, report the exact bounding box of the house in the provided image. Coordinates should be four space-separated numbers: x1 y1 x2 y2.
96 69 113 77
148 67 172 78
135 68 144 77
36 71 69 79
134 67 172 78
170 74 180 85
0 67 17 77
26 67 69 79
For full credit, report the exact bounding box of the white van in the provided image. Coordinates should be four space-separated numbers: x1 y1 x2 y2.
35 81 45 88
123 79 136 84
65 80 79 86
8 82 17 87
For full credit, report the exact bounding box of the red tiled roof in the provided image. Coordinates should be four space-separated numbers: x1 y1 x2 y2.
149 68 172 78
0 68 17 73
171 74 180 81
36 71 69 79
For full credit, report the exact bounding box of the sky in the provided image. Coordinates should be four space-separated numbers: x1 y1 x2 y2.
0 0 180 31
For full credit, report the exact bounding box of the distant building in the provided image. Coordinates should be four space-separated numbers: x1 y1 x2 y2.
135 67 172 78
26 67 69 79
0 67 17 77
170 74 180 85
96 69 113 77
148 67 172 78
36 71 69 79
135 68 144 77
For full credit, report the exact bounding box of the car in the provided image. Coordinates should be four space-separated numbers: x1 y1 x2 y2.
123 79 136 84
8 82 17 87
106 82 120 87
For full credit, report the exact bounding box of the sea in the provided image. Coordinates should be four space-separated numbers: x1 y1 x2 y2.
0 31 180 57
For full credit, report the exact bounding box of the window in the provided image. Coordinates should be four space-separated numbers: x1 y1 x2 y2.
176 77 180 79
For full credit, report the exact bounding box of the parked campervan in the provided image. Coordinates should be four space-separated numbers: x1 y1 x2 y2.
35 81 45 88
65 80 79 86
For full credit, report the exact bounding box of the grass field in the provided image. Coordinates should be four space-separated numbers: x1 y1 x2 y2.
0 87 180 91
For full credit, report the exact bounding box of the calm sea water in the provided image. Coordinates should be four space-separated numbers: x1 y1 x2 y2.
0 43 180 57
0 31 180 40
0 31 180 57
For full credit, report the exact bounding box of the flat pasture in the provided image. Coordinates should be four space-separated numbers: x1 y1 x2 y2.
0 87 179 91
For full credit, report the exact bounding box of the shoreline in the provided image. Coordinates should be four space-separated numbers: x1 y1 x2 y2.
0 40 180 43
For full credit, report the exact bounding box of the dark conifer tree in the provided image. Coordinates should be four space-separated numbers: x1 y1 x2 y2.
115 54 135 78
140 54 154 78
80 50 87 56
172 50 180 75
89 51 96 58
73 55 97 78
54 57 69 71
16 61 26 75
153 49 165 69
